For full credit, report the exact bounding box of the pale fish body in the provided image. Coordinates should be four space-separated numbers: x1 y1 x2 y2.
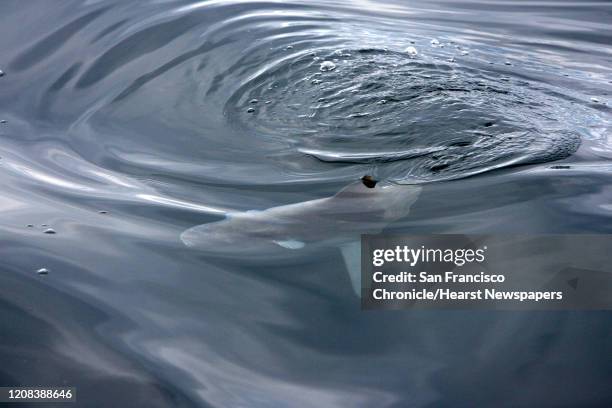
181 181 421 295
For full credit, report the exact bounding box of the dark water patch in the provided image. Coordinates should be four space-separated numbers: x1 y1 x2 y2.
10 7 110 71
48 63 83 93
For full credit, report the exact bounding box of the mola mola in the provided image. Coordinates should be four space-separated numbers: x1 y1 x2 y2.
180 179 421 295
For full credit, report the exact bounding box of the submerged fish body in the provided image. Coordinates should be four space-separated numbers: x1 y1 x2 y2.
181 181 421 255
181 181 422 294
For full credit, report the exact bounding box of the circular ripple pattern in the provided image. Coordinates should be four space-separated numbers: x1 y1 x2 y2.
226 48 581 182
3 0 606 191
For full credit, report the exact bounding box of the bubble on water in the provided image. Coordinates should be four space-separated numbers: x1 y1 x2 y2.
447 57 456 63
334 49 351 57
404 46 418 57
379 99 387 104
249 99 259 104
590 97 600 103
460 50 469 55
43 228 56 234
26 224 34 228
36 268 49 275
320 61 336 72
98 210 108 214
505 61 512 65
285 45 293 50
265 100 272 104
41 224 48 227
247 107 255 113
430 39 440 46
0 70 4 77
0 120 7 124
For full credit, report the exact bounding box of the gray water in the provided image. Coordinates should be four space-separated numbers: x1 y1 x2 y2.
0 0 611 406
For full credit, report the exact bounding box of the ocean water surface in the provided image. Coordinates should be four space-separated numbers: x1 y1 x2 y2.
0 0 611 406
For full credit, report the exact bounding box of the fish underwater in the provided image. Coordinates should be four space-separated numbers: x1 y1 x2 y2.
181 178 422 295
